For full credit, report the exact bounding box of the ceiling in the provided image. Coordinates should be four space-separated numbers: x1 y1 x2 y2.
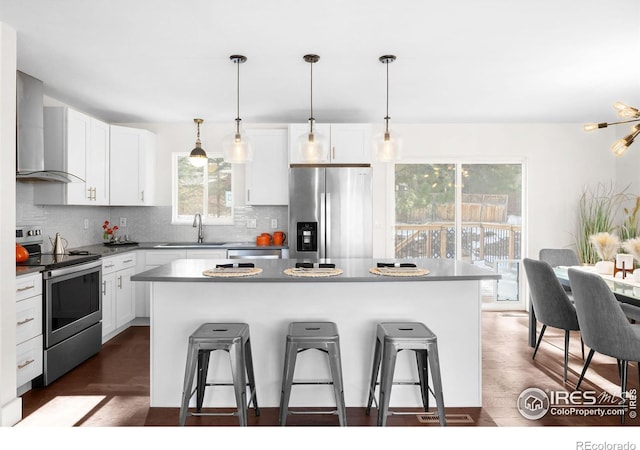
1 0 639 125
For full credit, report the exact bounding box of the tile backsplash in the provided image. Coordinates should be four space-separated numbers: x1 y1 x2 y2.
17 183 288 252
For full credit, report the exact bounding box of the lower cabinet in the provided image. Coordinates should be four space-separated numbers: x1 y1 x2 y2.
15 272 43 392
102 253 137 342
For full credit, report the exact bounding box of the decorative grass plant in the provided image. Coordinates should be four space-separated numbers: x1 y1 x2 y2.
589 232 620 262
575 183 627 265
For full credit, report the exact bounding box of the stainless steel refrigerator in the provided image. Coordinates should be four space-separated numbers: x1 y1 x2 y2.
289 165 372 259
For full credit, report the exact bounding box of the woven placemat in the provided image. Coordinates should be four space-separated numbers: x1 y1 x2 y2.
202 267 263 277
284 267 344 277
369 267 430 277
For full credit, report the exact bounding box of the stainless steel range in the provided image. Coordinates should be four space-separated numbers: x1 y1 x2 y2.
17 225 103 386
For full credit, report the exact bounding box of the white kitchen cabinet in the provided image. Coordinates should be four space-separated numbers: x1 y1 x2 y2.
110 125 156 206
102 253 137 342
245 129 289 205
15 272 43 391
288 123 372 164
35 106 110 205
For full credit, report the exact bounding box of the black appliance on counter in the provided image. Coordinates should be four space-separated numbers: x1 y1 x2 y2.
17 225 103 386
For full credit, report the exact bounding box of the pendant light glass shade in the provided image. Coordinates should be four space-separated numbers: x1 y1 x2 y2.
223 119 253 163
298 119 328 162
374 130 403 162
374 55 402 162
222 55 253 164
298 54 328 162
189 118 208 167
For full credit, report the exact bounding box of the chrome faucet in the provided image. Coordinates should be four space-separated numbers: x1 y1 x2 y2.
193 213 204 243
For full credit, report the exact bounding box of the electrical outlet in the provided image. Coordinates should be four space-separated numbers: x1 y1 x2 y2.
83 219 89 230
247 218 257 228
271 219 278 229
120 217 127 227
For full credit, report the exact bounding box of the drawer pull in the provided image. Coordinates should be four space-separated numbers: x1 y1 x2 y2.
104 263 115 269
17 317 35 326
123 259 133 264
16 285 35 292
17 359 35 369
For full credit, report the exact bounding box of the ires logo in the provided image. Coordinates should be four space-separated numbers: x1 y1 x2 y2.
548 390 597 405
518 387 637 420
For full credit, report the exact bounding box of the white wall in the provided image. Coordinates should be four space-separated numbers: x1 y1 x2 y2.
0 22 20 427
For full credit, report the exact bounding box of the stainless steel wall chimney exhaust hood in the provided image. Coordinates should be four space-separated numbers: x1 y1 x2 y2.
16 71 82 183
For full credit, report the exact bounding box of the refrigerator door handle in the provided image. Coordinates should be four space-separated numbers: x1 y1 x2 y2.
320 192 327 258
325 192 331 258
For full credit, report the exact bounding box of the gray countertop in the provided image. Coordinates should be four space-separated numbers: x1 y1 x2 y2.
69 242 289 258
131 258 501 283
15 242 289 276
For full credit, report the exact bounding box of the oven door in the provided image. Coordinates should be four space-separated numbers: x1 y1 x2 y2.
43 259 102 348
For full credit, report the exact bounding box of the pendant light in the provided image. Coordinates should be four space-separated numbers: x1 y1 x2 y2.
584 101 640 156
374 55 402 162
298 54 328 162
189 118 208 167
222 55 253 163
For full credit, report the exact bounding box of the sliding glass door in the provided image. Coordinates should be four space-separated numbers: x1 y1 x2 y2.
394 162 523 307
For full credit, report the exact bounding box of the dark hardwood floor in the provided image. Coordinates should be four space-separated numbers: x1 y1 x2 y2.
14 311 640 429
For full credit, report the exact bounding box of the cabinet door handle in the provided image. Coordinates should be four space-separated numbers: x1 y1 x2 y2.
17 317 35 326
16 285 34 292
102 280 107 295
332 146 336 160
141 190 144 202
247 189 250 202
17 359 35 369
117 275 122 289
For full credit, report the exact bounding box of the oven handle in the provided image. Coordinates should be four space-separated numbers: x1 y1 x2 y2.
43 259 103 279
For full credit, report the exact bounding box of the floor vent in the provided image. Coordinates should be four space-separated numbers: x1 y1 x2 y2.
416 413 474 424
501 312 528 318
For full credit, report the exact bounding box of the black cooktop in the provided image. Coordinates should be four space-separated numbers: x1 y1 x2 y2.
17 252 101 270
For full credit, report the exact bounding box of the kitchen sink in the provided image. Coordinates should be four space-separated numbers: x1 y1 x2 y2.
153 242 228 249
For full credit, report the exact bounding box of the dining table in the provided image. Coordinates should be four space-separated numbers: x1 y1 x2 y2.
528 265 640 347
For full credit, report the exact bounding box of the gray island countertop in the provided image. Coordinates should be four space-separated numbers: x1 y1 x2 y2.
131 257 500 283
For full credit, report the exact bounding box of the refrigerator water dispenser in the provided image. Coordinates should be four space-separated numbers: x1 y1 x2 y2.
296 222 318 252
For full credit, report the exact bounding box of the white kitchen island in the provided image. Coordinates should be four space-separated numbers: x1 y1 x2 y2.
132 258 499 409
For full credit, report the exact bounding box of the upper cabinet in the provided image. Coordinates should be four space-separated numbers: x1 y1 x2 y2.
110 125 156 206
35 107 110 205
288 123 372 164
245 129 288 205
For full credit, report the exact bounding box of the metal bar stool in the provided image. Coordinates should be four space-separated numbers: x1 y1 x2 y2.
179 323 259 426
366 322 446 426
278 321 347 426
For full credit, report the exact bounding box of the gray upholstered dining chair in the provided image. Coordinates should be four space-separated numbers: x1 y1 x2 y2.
568 268 640 422
539 248 580 268
523 258 581 381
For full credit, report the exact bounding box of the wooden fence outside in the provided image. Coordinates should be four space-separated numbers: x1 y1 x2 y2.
395 221 522 263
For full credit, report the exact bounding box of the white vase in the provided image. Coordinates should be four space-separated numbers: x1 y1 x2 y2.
595 260 614 275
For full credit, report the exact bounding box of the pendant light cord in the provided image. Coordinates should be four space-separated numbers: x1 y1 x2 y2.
309 59 315 134
385 60 390 134
236 57 241 135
